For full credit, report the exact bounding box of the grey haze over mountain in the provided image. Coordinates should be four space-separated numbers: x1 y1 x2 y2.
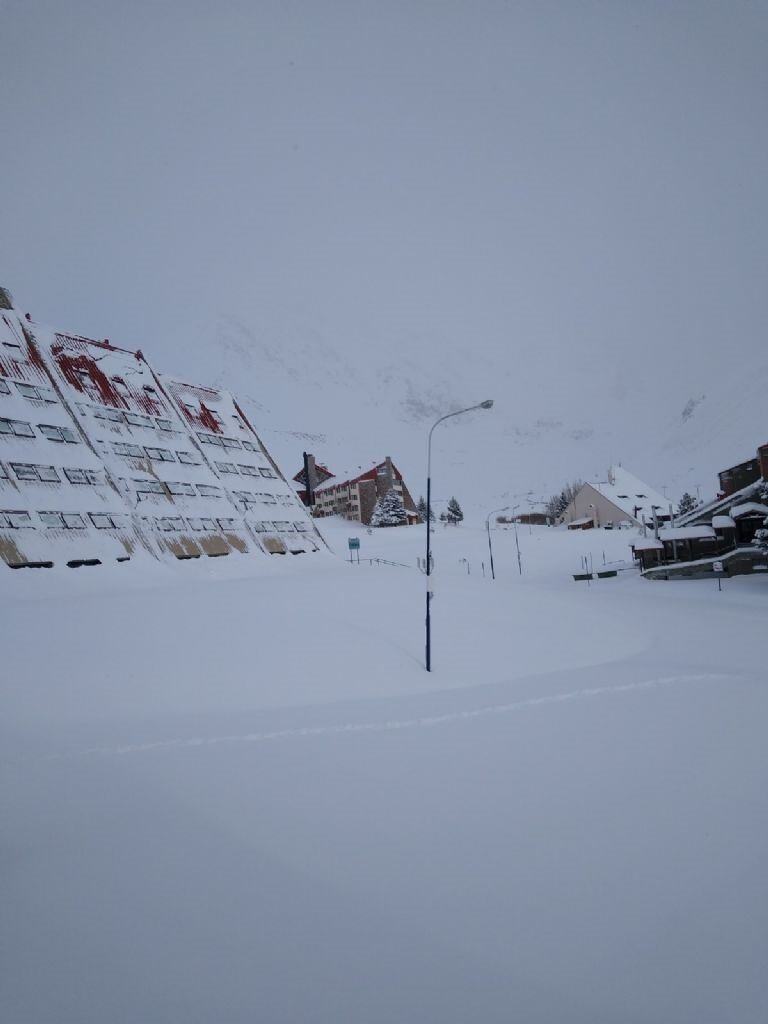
2 1 766 509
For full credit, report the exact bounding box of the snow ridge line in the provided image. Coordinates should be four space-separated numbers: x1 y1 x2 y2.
76 673 730 758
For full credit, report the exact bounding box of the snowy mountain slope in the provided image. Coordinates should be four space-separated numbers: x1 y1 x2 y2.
177 311 767 520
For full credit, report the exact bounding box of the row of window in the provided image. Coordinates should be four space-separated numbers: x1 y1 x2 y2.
197 431 259 453
1 462 100 485
151 515 307 535
111 441 275 479
88 404 176 432
0 379 57 403
0 507 311 537
0 418 79 443
0 509 122 530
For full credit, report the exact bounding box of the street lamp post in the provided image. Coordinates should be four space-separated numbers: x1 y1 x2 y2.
426 400 493 671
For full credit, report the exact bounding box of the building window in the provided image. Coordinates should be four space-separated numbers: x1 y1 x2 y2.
1 417 35 438
1 510 34 528
215 461 239 474
0 379 10 394
221 437 242 450
197 432 224 447
176 451 201 465
241 440 256 452
90 512 120 528
134 479 165 496
196 484 222 498
156 418 175 431
64 468 98 485
93 406 125 423
11 463 61 483
114 442 144 457
260 468 276 479
39 424 78 443
216 517 237 530
125 412 152 427
144 447 175 462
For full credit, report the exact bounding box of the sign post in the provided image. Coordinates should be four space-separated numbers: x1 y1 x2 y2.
348 537 360 564
713 560 724 591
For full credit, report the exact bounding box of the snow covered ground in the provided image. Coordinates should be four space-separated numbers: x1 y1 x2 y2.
2 521 767 1023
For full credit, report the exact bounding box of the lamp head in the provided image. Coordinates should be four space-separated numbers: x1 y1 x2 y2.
479 399 494 410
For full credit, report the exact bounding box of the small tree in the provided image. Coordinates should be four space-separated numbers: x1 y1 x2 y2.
446 496 463 524
370 488 408 527
416 496 427 521
752 483 768 555
677 492 697 517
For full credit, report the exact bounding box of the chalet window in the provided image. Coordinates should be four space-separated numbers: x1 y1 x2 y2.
39 510 86 529
0 379 10 394
144 447 175 462
252 521 269 532
90 513 115 529
38 466 61 483
125 412 152 427
0 464 7 479
238 464 258 477
216 517 237 530
2 340 22 352
156 418 174 431
159 516 185 531
636 493 647 498
16 382 40 399
167 481 196 496
197 432 224 447
61 427 78 443
196 484 222 497
1 418 35 438
114 442 144 457
294 522 309 532
176 451 201 465
186 517 203 531
2 510 33 528
200 518 216 532
273 521 292 531
260 467 276 479
215 461 238 474
134 479 165 495
221 437 242 450
143 386 158 397
64 468 97 483
11 463 41 482
241 440 256 452
98 407 125 424
37 386 56 403
258 492 277 504
39 511 64 527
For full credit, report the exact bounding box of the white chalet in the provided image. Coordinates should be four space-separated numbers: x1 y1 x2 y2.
561 467 669 529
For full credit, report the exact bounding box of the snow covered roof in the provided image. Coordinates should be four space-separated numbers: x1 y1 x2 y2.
589 467 669 524
658 526 716 541
633 538 663 550
729 502 768 519
568 516 593 526
675 480 763 527
712 515 736 529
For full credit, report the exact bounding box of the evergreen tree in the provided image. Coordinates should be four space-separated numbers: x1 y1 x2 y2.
370 488 408 527
752 483 768 555
416 496 427 521
677 492 697 517
446 496 463 524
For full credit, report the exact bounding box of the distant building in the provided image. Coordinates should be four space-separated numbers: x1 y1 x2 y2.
560 467 670 529
310 457 419 526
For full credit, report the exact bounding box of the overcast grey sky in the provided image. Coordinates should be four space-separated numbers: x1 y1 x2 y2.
1 0 766 386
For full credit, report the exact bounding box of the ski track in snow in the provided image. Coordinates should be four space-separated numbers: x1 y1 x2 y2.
69 673 735 759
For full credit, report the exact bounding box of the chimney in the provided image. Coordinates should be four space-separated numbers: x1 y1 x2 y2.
0 287 14 310
384 456 394 490
758 444 768 482
303 452 317 506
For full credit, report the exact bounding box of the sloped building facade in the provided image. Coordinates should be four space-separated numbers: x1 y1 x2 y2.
0 286 323 570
